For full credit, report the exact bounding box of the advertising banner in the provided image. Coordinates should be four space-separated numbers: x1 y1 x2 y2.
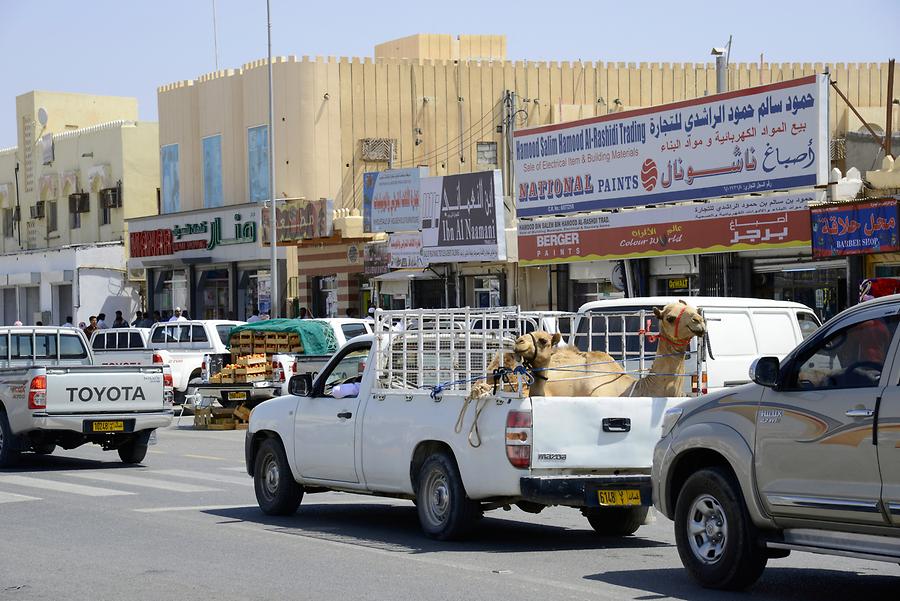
518 191 819 265
129 206 259 260
364 241 390 277
363 167 428 232
261 198 334 245
420 170 506 263
811 199 900 258
514 75 829 217
388 232 425 268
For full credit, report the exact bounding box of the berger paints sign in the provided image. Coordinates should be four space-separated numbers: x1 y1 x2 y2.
514 75 828 217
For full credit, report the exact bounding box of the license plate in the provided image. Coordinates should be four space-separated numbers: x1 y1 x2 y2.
91 420 125 433
227 391 248 401
597 489 641 507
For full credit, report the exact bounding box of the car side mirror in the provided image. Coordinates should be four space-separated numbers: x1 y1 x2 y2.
750 356 780 388
288 373 313 396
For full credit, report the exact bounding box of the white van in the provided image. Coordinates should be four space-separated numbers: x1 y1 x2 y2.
572 296 821 392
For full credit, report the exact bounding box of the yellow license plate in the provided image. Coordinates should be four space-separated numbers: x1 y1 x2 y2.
597 489 641 507
91 421 125 432
227 391 248 401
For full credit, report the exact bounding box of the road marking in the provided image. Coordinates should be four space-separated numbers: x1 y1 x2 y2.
65 472 221 493
134 504 256 513
184 454 231 462
220 467 247 472
0 475 133 497
0 491 42 504
152 469 252 486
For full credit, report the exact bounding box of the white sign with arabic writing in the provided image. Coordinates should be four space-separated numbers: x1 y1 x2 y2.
363 167 428 232
388 232 425 268
514 75 829 217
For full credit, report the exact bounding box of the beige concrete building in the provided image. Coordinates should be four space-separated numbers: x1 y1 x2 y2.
0 91 159 325
154 33 897 315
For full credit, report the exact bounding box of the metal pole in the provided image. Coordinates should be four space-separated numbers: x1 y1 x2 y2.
886 58 895 158
266 0 279 318
715 54 727 94
212 0 219 70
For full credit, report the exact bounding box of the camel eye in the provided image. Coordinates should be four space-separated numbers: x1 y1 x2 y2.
539 339 547 346
666 315 676 323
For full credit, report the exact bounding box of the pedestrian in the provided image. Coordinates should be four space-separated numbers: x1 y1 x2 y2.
168 307 187 322
112 310 128 328
299 307 310 319
62 316 74 328
132 311 143 327
247 309 262 323
152 311 162 324
83 316 99 338
97 313 108 329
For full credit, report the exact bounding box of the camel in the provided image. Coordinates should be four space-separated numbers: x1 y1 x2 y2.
514 301 707 397
468 347 528 400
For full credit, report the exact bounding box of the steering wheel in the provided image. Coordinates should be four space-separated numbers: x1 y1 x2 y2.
828 360 883 387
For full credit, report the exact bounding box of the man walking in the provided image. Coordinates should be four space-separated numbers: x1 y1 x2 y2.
83 316 99 338
168 307 187 322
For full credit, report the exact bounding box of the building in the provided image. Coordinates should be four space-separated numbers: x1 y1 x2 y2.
0 91 159 326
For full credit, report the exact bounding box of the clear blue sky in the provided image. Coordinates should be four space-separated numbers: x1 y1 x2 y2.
1 0 897 147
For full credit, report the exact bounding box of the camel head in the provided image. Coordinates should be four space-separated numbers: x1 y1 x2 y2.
653 300 706 348
513 331 561 367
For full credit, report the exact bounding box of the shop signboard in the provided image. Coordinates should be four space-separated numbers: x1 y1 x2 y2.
514 75 829 217
129 206 259 260
261 198 334 245
388 232 425 268
363 241 390 277
363 167 428 233
420 170 506 263
518 191 819 265
810 199 900 258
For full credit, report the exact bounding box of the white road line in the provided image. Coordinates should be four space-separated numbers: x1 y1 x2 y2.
0 475 133 497
64 472 221 493
183 454 230 462
220 467 247 472
0 491 42 504
134 504 256 513
152 469 252 486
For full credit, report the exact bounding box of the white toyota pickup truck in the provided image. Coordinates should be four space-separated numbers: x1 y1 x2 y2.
246 307 699 540
0 327 174 466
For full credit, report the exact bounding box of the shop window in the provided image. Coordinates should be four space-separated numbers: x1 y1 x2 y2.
248 125 270 203
476 142 497 165
47 200 57 233
202 134 224 208
473 276 501 308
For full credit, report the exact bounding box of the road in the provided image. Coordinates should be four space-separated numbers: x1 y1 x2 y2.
0 424 897 601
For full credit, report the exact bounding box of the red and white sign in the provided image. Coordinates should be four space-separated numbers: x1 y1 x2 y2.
518 191 821 265
388 232 425 268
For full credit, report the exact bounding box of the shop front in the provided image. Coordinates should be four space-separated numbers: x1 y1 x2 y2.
127 204 288 321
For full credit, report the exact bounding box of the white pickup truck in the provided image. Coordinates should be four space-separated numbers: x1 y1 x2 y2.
246 307 695 540
90 328 152 365
0 327 174 466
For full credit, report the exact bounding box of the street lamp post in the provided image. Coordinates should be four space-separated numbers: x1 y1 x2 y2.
266 0 278 318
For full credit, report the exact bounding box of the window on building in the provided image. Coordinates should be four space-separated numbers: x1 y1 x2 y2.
160 143 180 214
3 208 14 238
71 207 82 229
476 141 498 165
47 200 57 233
248 125 270 202
203 134 223 208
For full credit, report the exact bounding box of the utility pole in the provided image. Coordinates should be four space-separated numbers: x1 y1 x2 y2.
266 0 279 319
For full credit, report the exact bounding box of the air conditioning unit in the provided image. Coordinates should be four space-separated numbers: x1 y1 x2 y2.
100 187 122 209
30 201 46 219
68 192 90 214
127 268 146 282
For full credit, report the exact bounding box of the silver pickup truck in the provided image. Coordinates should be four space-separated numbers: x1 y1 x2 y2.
653 295 900 590
0 327 174 466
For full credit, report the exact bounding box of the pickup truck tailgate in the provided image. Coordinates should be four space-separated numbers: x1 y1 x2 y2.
45 367 166 414
531 396 688 470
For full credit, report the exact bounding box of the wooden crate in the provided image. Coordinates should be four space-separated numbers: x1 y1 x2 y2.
233 404 251 421
237 354 267 366
193 407 212 429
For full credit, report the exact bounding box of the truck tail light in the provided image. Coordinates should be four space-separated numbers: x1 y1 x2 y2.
505 410 532 469
152 353 164 364
28 375 47 410
162 368 174 406
272 360 284 383
691 372 708 395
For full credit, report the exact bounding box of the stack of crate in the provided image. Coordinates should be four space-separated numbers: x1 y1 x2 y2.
194 404 251 430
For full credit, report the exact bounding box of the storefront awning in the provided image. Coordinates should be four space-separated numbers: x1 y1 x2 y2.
372 269 440 282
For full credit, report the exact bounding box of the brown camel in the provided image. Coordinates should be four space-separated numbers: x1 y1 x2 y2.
515 301 707 397
468 349 528 400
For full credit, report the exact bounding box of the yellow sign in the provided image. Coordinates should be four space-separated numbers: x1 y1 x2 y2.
668 278 689 290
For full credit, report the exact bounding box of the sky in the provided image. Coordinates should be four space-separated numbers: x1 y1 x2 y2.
1 0 898 147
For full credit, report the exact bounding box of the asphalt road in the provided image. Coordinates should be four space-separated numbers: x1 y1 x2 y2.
0 425 897 601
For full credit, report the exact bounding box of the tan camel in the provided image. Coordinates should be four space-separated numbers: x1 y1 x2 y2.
515 301 707 397
468 349 528 400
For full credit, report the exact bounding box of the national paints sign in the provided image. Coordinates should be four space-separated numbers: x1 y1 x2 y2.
514 75 829 217
811 199 900 258
518 191 819 265
363 167 428 232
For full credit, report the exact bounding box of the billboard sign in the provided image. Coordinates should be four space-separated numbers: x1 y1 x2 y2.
518 191 819 265
363 167 428 232
261 198 334 245
388 232 425 268
514 75 829 217
811 199 900 258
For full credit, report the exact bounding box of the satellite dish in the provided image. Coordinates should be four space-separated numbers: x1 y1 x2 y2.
37 107 48 127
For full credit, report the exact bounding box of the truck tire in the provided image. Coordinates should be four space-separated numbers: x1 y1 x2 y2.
416 452 480 540
117 431 151 464
254 438 303 515
583 506 648 536
0 409 20 468
674 467 767 590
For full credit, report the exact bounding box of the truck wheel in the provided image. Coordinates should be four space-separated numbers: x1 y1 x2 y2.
117 431 151 464
32 441 56 455
583 506 648 536
254 438 303 515
416 452 480 540
674 467 767 590
0 409 20 468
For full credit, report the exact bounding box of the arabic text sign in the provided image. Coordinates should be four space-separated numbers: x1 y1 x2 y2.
130 209 258 259
262 198 334 244
518 192 818 265
811 199 900 258
388 232 425 268
364 241 390 277
363 168 427 232
514 75 828 217
420 170 507 263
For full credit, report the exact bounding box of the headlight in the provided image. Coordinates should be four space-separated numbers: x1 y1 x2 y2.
660 406 683 438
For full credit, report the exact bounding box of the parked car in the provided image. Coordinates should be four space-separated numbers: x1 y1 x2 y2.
653 295 900 590
573 296 821 393
0 326 174 466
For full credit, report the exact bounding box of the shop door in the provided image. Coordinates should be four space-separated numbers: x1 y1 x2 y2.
23 287 39 325
2 288 16 325
56 284 73 325
313 275 338 318
199 269 229 319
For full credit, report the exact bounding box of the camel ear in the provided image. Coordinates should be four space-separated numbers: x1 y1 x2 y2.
679 299 687 305
653 307 663 318
551 332 561 346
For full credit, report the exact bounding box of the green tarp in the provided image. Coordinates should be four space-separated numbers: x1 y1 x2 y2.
229 319 338 355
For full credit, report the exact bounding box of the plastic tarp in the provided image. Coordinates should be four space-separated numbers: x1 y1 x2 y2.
229 319 338 355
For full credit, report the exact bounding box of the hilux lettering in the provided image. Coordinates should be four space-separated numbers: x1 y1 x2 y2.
66 386 147 403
